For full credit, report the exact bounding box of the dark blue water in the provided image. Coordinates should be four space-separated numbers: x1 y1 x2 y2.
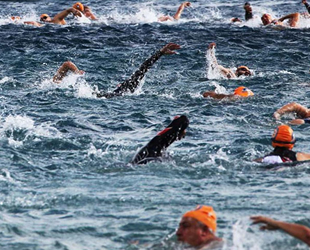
1 0 310 249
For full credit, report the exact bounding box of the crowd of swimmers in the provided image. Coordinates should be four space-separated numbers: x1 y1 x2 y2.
5 0 310 248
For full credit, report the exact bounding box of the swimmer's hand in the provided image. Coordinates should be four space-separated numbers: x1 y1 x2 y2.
208 42 216 49
71 8 82 17
183 2 191 7
250 216 280 231
160 43 181 55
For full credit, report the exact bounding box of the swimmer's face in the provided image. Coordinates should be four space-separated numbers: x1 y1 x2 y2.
176 217 206 247
261 14 272 25
236 66 251 77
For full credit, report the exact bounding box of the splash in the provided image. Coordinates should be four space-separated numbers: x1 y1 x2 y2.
231 218 262 250
1 115 61 147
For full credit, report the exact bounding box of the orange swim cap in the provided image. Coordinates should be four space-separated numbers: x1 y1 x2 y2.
234 86 254 97
183 205 217 232
73 2 85 12
40 14 49 21
271 125 295 150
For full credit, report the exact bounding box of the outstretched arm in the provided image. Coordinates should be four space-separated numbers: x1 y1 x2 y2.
53 61 84 83
302 0 310 14
251 216 310 246
173 2 191 20
53 7 82 24
24 21 44 27
203 91 234 99
207 42 219 69
278 13 300 27
273 102 309 120
97 43 180 98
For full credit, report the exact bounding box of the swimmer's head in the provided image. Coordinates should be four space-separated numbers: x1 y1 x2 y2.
73 2 85 12
231 17 242 23
271 125 295 150
234 86 254 97
182 205 217 233
236 65 251 77
40 14 51 22
261 14 273 25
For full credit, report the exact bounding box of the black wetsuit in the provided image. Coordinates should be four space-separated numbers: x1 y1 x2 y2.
131 115 189 165
304 2 310 14
245 10 253 21
96 50 163 98
265 147 297 162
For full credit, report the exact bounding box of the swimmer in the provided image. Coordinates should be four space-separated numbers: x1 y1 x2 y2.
231 2 253 23
52 43 180 97
261 12 300 27
176 205 223 249
158 2 191 22
72 2 97 20
207 43 252 79
251 216 310 246
96 43 180 98
203 86 254 100
131 115 189 165
25 7 82 26
273 102 310 125
53 61 84 83
255 124 310 164
302 0 310 15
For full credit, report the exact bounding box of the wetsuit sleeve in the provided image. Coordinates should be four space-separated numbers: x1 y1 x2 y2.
131 115 189 164
304 2 310 14
97 50 164 98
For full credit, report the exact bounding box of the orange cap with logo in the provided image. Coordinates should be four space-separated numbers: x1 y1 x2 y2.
271 125 295 150
73 2 85 12
234 86 254 97
183 205 217 232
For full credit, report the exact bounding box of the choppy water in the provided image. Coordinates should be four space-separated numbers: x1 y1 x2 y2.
1 0 310 249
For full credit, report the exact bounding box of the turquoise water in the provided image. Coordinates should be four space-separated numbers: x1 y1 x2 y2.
1 0 310 249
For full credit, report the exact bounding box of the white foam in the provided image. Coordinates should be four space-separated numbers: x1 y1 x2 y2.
1 115 62 147
231 218 262 250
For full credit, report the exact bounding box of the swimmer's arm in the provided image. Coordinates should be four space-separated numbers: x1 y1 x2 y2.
202 91 234 99
53 7 82 22
303 0 310 14
278 13 300 27
53 61 84 83
273 102 309 119
288 119 306 125
24 21 43 27
296 152 310 162
218 65 236 79
251 216 310 246
111 43 181 95
173 2 191 20
84 6 97 20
